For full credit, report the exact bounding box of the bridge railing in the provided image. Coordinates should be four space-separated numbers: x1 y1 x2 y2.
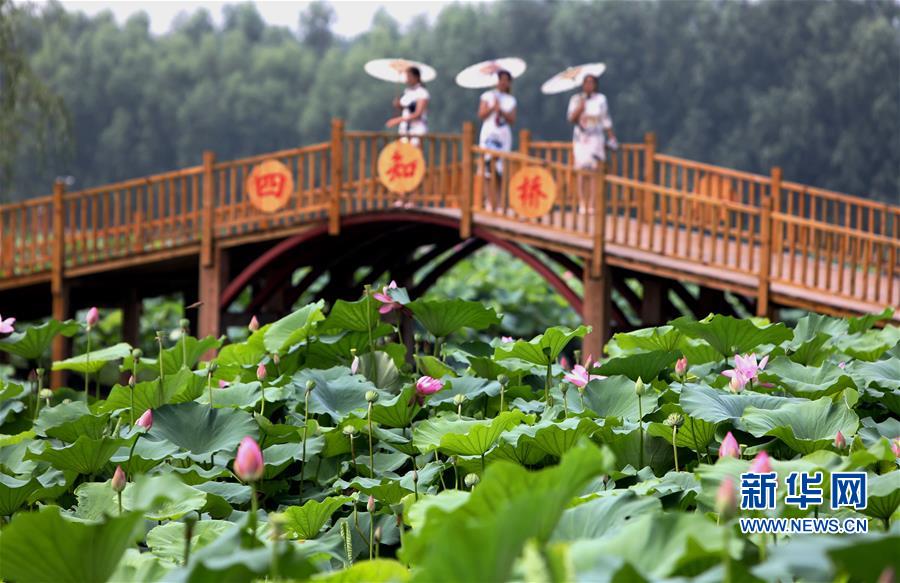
0 195 54 277
211 143 331 239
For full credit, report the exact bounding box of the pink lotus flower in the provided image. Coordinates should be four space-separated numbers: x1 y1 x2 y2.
564 364 605 389
723 353 768 385
500 336 514 343
136 409 153 430
415 376 443 396
234 436 264 482
716 477 737 519
583 353 601 368
838 361 846 369
373 281 402 314
256 362 267 381
560 356 570 370
248 315 260 332
891 438 900 458
749 451 772 473
218 380 229 388
834 431 846 449
111 465 127 493
0 314 15 334
86 307 99 329
562 270 574 279
675 357 688 377
718 431 740 459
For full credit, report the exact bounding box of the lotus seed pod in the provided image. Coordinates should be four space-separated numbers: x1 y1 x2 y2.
665 413 684 428
39 388 53 400
412 469 419 483
497 374 509 387
179 318 190 330
464 473 480 488
35 367 45 377
306 379 316 392
374 526 382 542
634 377 646 396
183 512 198 527
342 425 358 436
132 348 142 359
365 390 379 403
453 394 466 406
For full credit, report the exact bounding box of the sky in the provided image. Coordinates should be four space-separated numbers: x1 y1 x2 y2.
50 0 477 38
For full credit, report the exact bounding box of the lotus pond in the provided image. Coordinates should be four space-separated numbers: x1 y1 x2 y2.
0 291 898 582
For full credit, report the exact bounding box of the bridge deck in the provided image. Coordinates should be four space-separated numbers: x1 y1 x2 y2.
1 122 898 326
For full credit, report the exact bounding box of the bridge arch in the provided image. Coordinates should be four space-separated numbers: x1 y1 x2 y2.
219 212 583 327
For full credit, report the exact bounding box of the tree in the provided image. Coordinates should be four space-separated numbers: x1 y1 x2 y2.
299 1 335 55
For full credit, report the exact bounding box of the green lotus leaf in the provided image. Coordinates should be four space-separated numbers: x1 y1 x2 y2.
405 490 470 530
34 400 109 442
786 313 847 365
147 520 233 564
0 473 39 516
100 366 206 417
321 297 381 332
124 336 222 377
149 401 258 456
680 383 800 425
860 472 900 521
596 350 678 382
508 416 600 458
740 397 859 454
313 559 410 583
848 357 900 391
566 375 659 421
28 435 130 475
399 441 613 582
408 298 501 339
74 473 207 521
416 355 456 379
0 505 143 583
426 376 499 405
857 417 900 447
0 319 80 361
305 327 393 370
552 490 661 542
197 381 263 409
263 300 325 354
413 410 527 456
647 412 716 453
52 342 132 374
281 495 351 540
293 366 388 422
357 350 402 392
760 356 856 398
108 548 171 583
836 326 900 361
494 325 589 366
371 386 420 428
672 314 792 358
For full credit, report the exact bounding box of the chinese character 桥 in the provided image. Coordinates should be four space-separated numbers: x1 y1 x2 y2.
516 176 547 209
740 472 777 510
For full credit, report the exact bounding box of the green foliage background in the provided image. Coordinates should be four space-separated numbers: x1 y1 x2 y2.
4 0 899 203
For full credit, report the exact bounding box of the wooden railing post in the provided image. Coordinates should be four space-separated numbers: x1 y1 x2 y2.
460 121 474 239
201 151 216 267
757 166 780 318
329 118 344 236
584 168 610 358
642 132 657 224
518 128 532 156
592 168 607 278
50 180 69 388
197 150 221 345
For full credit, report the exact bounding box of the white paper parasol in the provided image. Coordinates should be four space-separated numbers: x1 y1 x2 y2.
540 62 606 95
455 57 527 89
364 58 437 84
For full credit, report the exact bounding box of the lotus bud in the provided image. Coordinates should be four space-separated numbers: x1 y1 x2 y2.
128 375 136 389
366 495 375 513
374 526 382 543
272 352 280 366
728 375 745 394
675 357 688 377
256 362 267 381
464 473 480 489
306 379 316 393
62 398 71 405
233 436 264 482
132 348 142 360
85 306 99 329
179 318 190 331
35 367 45 378
749 451 773 474
715 477 737 521
350 348 359 375
634 377 646 396
718 431 740 459
111 465 127 493
497 374 509 387
453 394 466 406
412 469 419 484
342 425 358 436
834 431 846 449
665 413 684 428
891 438 900 459
365 390 379 403
136 409 153 430
183 511 198 529
248 315 260 332
39 388 53 400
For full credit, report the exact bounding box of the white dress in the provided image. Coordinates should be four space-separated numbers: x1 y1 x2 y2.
479 90 517 173
567 93 613 169
399 84 429 144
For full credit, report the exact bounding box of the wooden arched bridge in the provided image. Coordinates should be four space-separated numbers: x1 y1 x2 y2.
1 119 898 385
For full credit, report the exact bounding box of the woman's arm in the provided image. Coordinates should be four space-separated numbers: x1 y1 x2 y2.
386 97 428 128
568 95 585 125
500 106 516 125
477 97 494 120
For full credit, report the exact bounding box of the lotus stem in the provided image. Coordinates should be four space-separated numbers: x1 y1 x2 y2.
722 523 732 583
207 371 213 408
561 385 569 419
127 433 142 474
637 396 644 469
367 403 375 476
129 387 135 426
672 425 679 472
117 491 122 515
300 385 312 500
84 330 92 401
249 482 259 542
364 285 374 354
349 433 357 476
156 332 165 405
545 362 552 405
183 516 195 566
690 417 702 464
369 512 375 560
